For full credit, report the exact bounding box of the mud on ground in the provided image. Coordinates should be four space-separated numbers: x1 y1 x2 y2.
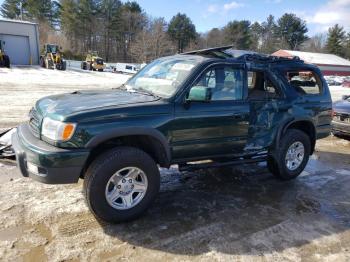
1 136 350 261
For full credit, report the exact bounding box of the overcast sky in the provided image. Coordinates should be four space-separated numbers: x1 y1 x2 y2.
1 0 349 36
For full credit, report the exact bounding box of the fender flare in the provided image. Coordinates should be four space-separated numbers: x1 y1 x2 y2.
85 127 171 165
275 117 316 153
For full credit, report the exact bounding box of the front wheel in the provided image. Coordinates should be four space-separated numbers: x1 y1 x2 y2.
268 129 311 180
84 147 160 223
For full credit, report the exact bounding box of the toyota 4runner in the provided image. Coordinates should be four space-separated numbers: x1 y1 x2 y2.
12 47 332 223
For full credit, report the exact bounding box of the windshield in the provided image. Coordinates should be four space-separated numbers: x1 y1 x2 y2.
48 45 58 53
125 56 204 98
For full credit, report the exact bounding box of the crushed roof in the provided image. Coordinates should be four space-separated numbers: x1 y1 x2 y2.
275 50 350 66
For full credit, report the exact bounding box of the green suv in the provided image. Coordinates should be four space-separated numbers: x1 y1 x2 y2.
12 47 332 223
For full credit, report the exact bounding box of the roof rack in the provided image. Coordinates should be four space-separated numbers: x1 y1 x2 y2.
181 45 234 55
237 53 303 63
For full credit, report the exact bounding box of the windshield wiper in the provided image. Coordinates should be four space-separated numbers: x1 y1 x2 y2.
114 84 161 98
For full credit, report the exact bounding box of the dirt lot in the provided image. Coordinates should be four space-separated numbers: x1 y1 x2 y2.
1 67 350 261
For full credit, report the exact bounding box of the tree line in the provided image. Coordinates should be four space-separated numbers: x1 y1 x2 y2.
1 0 350 63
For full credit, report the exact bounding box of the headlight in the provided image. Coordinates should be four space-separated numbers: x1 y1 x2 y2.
41 117 76 141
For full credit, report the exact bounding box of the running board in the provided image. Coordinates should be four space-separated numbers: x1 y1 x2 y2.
178 154 267 172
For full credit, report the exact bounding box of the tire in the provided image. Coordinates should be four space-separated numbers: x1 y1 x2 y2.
84 146 160 223
61 61 66 71
4 55 10 68
268 129 311 180
98 69 103 72
40 57 46 68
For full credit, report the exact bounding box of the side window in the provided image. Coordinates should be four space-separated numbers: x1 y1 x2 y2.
248 71 280 100
193 66 244 101
286 70 322 95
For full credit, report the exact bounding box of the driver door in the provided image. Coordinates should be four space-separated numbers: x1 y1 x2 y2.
171 63 250 161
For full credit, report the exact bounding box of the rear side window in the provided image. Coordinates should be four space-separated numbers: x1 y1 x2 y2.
286 70 322 95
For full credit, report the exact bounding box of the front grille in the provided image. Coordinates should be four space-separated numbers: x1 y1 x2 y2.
28 107 41 138
334 113 350 123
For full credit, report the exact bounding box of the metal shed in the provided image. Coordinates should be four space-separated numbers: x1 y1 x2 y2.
0 18 40 65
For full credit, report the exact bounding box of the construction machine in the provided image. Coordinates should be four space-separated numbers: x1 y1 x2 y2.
40 44 66 70
81 51 105 72
0 40 10 68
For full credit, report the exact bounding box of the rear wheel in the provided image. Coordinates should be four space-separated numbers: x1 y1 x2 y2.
84 147 160 223
4 55 10 68
268 129 311 180
40 57 46 68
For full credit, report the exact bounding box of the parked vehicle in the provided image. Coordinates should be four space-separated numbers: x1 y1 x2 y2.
12 46 332 223
0 40 10 68
342 81 350 88
81 52 105 72
113 63 139 74
40 44 66 70
332 95 350 135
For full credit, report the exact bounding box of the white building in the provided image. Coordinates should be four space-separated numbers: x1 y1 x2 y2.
0 18 40 65
273 50 350 76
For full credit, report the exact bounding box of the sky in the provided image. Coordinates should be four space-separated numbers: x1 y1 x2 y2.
1 0 350 36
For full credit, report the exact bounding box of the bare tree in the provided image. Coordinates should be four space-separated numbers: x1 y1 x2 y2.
130 17 174 63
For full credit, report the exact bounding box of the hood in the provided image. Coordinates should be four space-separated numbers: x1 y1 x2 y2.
36 89 159 118
334 99 350 113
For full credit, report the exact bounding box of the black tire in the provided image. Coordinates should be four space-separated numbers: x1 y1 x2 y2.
81 62 85 70
4 55 10 68
84 146 160 223
40 57 46 68
268 129 311 180
98 69 103 72
61 61 66 71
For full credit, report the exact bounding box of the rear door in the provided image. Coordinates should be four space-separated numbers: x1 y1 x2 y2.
171 63 250 161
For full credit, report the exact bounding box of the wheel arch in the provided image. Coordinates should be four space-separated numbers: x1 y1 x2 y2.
82 128 171 176
276 118 316 155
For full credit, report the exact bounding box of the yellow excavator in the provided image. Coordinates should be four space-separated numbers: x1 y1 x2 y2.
40 44 66 70
81 51 105 72
0 40 10 68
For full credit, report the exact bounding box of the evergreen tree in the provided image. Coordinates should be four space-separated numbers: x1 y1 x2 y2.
168 13 196 53
1 0 25 19
326 24 346 56
223 20 252 49
276 13 308 50
260 15 278 53
99 0 123 61
344 32 350 59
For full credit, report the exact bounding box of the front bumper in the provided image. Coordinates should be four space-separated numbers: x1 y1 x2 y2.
12 124 90 184
332 120 350 135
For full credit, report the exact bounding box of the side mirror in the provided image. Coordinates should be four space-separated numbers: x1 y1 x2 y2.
186 86 211 102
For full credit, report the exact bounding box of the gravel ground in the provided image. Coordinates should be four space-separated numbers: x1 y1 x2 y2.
1 67 350 261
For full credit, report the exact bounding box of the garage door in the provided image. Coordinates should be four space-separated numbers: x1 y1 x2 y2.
0 34 31 65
